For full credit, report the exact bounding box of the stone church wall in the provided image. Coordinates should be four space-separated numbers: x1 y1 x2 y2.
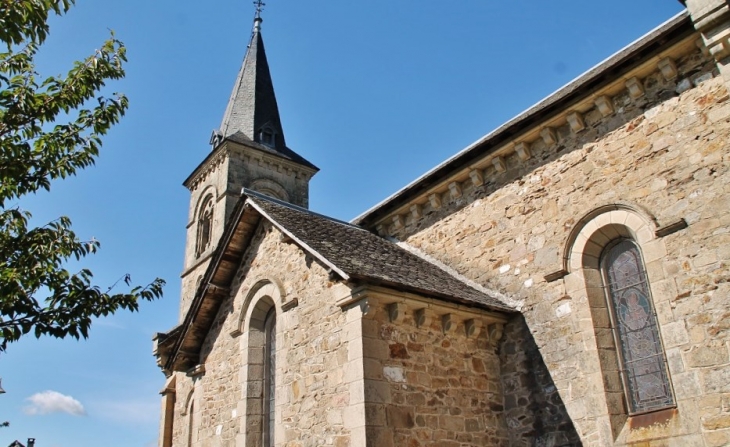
499 315 581 446
391 47 730 445
360 299 510 447
171 222 353 447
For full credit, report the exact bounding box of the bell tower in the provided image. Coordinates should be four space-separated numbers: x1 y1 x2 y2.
178 6 318 317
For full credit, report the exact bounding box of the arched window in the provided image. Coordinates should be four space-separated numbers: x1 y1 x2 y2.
263 308 276 447
196 196 214 257
601 239 673 414
234 280 284 447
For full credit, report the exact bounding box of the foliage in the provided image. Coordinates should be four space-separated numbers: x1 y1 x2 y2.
0 0 164 351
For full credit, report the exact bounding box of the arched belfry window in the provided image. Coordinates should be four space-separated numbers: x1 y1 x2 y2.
601 239 673 414
196 196 214 257
263 308 276 447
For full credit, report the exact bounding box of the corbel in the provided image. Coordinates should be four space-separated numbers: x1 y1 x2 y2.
388 302 408 324
429 193 442 210
469 169 484 187
492 156 506 173
625 77 645 99
448 182 463 199
488 323 504 345
566 111 585 133
464 319 483 338
594 95 615 117
414 308 430 328
540 127 557 146
514 142 531 161
658 57 678 81
410 204 422 219
391 214 404 231
442 314 457 335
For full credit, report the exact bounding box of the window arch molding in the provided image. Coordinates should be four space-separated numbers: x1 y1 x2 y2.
231 277 286 337
564 204 675 439
192 186 218 223
564 202 658 273
233 277 284 447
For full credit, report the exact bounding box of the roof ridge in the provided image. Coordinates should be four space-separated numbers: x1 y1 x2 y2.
242 188 367 231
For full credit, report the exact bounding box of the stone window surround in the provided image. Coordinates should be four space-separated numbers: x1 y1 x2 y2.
564 204 678 441
232 278 285 447
195 191 216 258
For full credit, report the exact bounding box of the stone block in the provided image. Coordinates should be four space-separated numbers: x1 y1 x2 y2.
661 321 690 348
700 367 730 393
386 406 415 428
685 344 729 368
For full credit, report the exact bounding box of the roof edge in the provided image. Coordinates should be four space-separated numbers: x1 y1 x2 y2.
352 11 691 226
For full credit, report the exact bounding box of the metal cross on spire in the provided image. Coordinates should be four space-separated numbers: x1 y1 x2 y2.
254 0 266 19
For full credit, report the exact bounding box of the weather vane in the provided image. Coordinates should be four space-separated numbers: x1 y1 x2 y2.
254 0 266 18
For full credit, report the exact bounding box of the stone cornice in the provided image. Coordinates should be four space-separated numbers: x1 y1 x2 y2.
352 13 699 233
183 140 318 191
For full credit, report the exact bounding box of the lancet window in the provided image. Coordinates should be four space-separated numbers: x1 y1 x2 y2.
263 308 277 447
601 239 674 414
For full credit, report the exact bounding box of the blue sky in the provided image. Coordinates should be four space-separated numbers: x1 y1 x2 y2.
1 1 685 446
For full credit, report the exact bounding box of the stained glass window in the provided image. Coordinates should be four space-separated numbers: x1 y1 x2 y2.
263 308 276 447
602 239 674 414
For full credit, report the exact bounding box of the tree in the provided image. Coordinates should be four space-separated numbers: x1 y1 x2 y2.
0 0 165 351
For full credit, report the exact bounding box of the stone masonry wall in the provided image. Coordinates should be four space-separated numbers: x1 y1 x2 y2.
390 47 730 446
499 314 581 446
360 301 510 447
171 222 352 447
180 155 231 319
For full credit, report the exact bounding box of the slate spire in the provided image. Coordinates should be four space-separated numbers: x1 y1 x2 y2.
218 10 286 150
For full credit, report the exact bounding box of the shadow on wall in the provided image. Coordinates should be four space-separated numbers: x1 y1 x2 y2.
500 314 582 447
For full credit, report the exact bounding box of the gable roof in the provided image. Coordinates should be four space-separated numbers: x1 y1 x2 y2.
247 190 512 311
159 190 514 372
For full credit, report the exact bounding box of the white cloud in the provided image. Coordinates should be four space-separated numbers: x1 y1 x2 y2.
24 390 86 416
93 398 158 426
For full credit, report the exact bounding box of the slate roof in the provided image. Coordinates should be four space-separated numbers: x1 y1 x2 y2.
158 190 514 371
216 17 316 170
246 189 514 312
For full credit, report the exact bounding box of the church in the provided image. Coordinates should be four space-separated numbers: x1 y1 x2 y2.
153 1 730 445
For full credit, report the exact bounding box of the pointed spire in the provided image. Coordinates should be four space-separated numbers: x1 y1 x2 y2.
218 2 286 150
